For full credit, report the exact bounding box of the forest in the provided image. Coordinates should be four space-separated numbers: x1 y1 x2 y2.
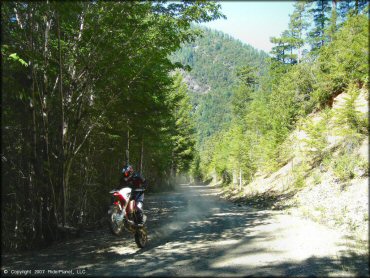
1 1 223 251
1 0 369 252
177 1 368 188
171 27 269 143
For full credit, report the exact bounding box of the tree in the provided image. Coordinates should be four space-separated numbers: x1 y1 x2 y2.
307 0 331 52
231 64 258 125
170 72 196 176
171 26 268 145
1 0 224 251
288 1 310 63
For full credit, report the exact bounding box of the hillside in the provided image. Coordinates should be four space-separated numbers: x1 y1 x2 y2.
192 9 368 250
2 0 368 262
170 27 269 143
219 88 369 245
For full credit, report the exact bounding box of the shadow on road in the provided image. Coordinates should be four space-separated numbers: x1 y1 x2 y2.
1 184 368 277
249 252 369 277
93 185 369 277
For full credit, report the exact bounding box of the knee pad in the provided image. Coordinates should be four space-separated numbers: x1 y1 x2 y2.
136 201 143 212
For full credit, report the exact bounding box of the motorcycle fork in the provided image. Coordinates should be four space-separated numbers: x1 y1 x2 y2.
114 197 128 216
126 200 136 219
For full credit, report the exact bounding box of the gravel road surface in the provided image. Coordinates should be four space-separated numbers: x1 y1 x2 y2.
1 184 368 277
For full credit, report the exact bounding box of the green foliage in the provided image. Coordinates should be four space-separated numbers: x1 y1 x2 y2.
270 30 298 64
331 152 367 182
1 1 223 250
170 71 197 175
289 1 310 59
313 14 369 107
171 27 269 143
196 8 368 190
4 0 366 251
190 152 203 182
301 109 332 159
312 170 322 185
232 64 258 119
334 83 369 135
292 165 306 189
236 65 258 87
306 0 331 52
291 160 312 189
8 53 28 67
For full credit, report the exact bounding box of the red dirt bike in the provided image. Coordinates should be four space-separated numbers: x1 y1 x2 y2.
108 187 148 248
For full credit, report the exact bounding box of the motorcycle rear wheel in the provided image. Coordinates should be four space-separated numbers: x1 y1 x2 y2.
135 227 148 248
109 206 123 236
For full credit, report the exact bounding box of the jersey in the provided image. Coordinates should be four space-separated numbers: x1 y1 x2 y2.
119 172 146 191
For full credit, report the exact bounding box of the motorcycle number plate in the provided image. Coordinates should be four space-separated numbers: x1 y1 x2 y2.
119 187 132 200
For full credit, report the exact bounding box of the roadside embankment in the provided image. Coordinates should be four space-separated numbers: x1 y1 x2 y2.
215 89 369 252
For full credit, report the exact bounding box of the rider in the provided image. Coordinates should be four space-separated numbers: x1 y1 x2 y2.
119 164 147 225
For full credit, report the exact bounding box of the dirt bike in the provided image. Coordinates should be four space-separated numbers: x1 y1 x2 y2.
108 187 148 248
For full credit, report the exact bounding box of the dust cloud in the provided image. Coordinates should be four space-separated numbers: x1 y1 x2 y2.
147 182 223 241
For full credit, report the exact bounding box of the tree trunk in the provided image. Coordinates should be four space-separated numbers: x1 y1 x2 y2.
57 13 67 226
239 168 242 191
140 139 144 175
212 168 217 184
321 0 325 47
232 169 237 189
63 158 73 225
126 127 130 165
298 12 302 64
330 0 337 41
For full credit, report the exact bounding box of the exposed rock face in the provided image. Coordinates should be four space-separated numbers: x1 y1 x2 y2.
180 69 211 95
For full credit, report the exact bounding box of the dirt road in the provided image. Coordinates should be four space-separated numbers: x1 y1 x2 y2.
1 184 368 277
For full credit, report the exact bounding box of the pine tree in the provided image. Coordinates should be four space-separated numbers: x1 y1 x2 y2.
307 0 331 52
170 72 197 176
288 1 310 63
270 29 299 65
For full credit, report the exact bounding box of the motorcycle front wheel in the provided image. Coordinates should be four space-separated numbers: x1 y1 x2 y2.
135 227 148 248
108 205 123 236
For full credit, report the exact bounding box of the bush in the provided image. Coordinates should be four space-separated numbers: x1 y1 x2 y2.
301 109 332 160
331 150 367 182
334 83 369 135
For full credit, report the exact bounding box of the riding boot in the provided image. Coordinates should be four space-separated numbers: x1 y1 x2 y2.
136 211 144 225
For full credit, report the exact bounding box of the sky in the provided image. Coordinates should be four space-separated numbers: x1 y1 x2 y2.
201 1 296 53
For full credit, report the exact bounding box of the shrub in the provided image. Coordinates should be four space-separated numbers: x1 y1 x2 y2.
334 83 369 135
332 152 367 181
301 109 332 160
